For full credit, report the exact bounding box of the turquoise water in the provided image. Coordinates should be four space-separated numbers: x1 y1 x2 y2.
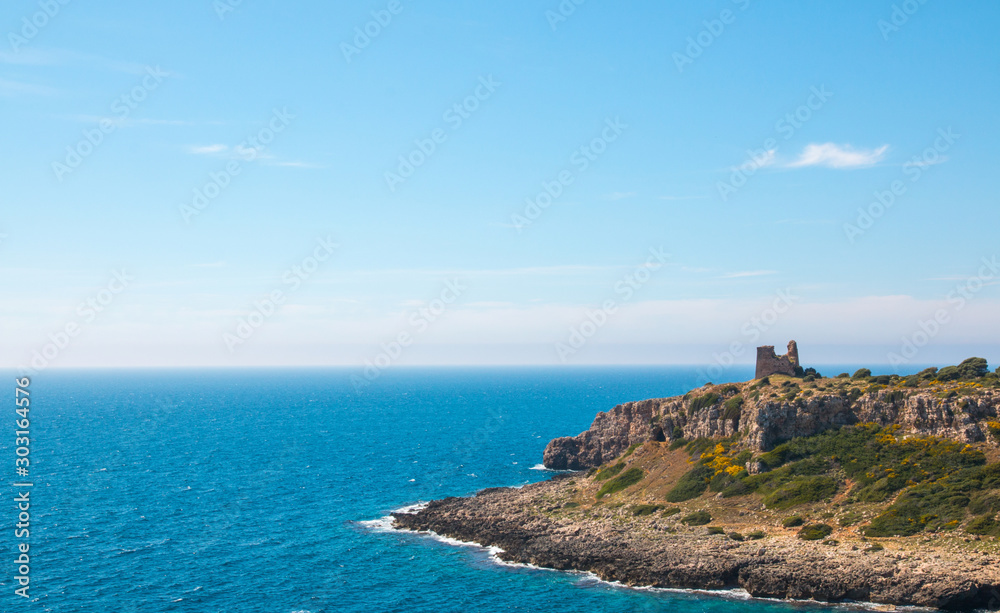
2 367 891 612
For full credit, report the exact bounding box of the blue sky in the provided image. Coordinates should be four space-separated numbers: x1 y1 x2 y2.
2 0 999 370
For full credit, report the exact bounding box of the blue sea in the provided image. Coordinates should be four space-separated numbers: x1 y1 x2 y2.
2 366 896 612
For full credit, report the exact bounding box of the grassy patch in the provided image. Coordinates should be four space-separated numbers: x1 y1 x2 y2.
746 530 766 540
706 526 725 535
797 523 833 541
666 463 714 502
622 443 642 458
662 507 681 517
631 503 664 516
782 515 804 528
690 393 721 412
595 467 645 498
681 510 712 526
594 462 625 481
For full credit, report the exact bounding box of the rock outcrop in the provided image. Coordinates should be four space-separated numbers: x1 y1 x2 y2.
544 381 1000 470
392 477 1000 610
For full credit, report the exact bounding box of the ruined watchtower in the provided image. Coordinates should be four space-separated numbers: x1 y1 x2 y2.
755 340 799 379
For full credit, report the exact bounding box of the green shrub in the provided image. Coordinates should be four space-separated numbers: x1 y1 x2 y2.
823 539 839 546
728 531 745 541
959 357 989 379
690 393 721 412
903 375 920 387
594 462 625 481
836 373 849 378
839 511 862 527
965 515 1000 537
918 367 938 379
706 526 725 535
681 510 712 526
797 523 833 541
937 365 961 381
596 467 645 498
782 516 805 528
723 395 744 421
720 384 740 395
746 530 766 540
662 507 681 517
563 502 579 509
669 438 688 450
986 422 1000 444
631 503 664 516
672 426 684 440
763 476 838 510
666 464 714 502
852 368 872 379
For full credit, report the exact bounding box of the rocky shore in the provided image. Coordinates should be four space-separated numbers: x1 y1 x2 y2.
392 475 1000 610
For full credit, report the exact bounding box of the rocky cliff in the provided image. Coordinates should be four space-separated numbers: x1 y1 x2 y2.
544 376 1000 470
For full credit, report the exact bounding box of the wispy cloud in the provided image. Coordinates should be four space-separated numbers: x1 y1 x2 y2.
72 114 195 127
720 270 777 279
787 143 889 169
605 191 637 201
0 48 178 77
0 77 58 96
188 144 228 155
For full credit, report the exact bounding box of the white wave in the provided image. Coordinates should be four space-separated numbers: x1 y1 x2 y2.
399 529 932 612
528 464 576 472
357 501 430 533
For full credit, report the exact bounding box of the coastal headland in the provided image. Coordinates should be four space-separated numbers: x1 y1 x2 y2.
394 359 1000 609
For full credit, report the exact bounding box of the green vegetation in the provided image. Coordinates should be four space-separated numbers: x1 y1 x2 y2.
723 395 744 422
631 503 663 516
746 530 766 540
965 515 1000 537
706 526 725 535
782 516 804 528
596 468 645 498
661 507 681 517
728 531 745 541
690 392 721 412
666 463 713 502
594 462 626 481
987 422 1000 444
797 523 833 541
622 443 642 458
681 510 712 526
839 510 862 527
562 502 579 509
852 368 872 379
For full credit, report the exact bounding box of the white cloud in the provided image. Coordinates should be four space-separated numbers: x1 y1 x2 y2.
720 270 777 279
787 143 889 169
188 144 228 155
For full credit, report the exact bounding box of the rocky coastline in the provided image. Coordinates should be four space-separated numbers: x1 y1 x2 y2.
391 370 1000 610
392 476 1000 610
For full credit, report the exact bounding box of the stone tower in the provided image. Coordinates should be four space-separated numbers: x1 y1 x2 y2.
755 340 799 379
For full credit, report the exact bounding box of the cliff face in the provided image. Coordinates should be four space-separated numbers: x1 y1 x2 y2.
543 379 1000 470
